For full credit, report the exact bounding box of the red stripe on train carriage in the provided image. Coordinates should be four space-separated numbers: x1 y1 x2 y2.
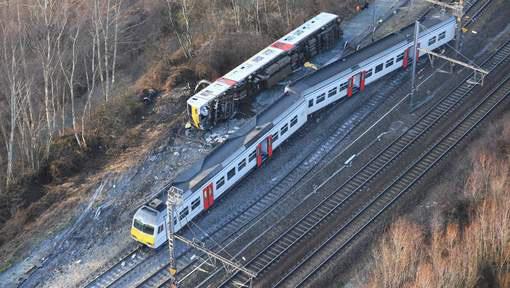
271 41 295 51
217 77 237 86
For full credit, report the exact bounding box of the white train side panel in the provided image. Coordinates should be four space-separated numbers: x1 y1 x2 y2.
303 18 456 115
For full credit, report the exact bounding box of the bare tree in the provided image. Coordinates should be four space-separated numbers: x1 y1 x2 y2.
59 25 82 147
165 0 193 59
81 33 98 147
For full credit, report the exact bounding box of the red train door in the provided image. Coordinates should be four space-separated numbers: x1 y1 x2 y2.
403 48 409 69
347 77 354 97
256 143 263 167
267 135 273 158
203 183 214 210
360 71 366 92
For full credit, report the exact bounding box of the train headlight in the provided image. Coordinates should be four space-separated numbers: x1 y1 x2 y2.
200 106 209 116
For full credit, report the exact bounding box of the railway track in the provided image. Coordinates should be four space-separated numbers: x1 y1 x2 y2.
180 2 498 287
131 52 413 288
83 246 153 288
81 1 494 287
81 21 410 288
274 49 510 288
213 35 510 288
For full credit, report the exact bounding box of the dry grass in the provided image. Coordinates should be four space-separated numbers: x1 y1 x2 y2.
364 113 510 288
0 0 363 270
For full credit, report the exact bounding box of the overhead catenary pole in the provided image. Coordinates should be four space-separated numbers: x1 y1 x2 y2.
410 20 420 108
166 188 181 287
423 0 464 56
174 234 257 279
455 0 464 54
166 187 256 287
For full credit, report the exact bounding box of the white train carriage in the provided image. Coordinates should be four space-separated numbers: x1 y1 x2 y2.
286 16 456 112
187 12 341 130
132 92 308 248
131 16 456 248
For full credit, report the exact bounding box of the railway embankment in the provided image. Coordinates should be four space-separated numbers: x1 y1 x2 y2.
0 1 365 288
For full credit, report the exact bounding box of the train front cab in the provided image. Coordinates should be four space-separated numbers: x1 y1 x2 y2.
188 101 214 130
131 199 167 248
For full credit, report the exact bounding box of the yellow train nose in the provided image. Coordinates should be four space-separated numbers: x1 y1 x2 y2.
191 106 200 129
131 227 155 247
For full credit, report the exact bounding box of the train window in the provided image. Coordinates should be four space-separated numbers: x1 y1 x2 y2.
191 198 200 210
238 159 247 171
134 219 154 235
179 207 189 220
216 177 225 189
158 224 164 234
253 55 264 62
396 52 405 62
339 82 348 91
366 69 373 78
249 150 257 162
227 167 236 180
281 124 289 135
272 132 279 142
375 63 384 73
328 87 337 97
316 93 325 104
290 116 298 127
386 58 394 68
438 31 446 40
308 99 314 107
428 36 437 46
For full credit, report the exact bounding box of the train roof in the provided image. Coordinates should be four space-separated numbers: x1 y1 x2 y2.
223 12 338 83
278 12 338 46
174 92 303 194
187 81 231 107
287 16 455 94
134 206 163 225
187 12 338 108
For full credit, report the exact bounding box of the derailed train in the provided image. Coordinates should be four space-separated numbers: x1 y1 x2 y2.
187 12 342 130
131 16 456 248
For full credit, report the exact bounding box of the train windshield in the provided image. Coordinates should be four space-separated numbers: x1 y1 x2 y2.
133 219 155 235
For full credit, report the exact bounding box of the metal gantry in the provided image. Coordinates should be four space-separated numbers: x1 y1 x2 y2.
423 0 464 53
166 188 257 287
166 187 182 287
410 0 488 108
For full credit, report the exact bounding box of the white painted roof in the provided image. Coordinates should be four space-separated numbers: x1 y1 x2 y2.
223 46 284 82
187 81 231 107
278 12 338 46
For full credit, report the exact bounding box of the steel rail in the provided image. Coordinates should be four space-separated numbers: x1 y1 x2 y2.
290 60 510 288
132 53 401 288
215 36 510 288
83 1 492 287
83 245 151 288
